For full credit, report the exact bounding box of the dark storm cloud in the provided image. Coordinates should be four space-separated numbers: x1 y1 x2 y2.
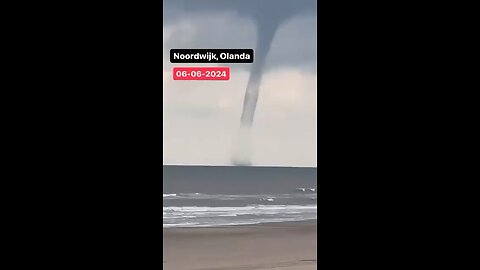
163 0 316 73
163 0 316 20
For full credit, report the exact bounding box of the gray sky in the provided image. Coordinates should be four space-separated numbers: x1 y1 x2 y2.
163 0 317 167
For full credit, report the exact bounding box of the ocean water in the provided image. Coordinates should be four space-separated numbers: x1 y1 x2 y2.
163 165 317 228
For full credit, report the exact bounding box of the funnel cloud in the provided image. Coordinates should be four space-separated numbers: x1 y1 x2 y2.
232 14 282 165
232 1 316 165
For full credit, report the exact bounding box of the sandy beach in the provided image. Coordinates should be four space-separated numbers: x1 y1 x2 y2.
163 221 317 270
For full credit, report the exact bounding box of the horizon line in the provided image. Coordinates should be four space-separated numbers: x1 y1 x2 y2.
163 164 317 169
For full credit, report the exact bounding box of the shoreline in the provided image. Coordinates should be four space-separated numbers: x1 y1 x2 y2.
163 219 317 230
163 220 317 270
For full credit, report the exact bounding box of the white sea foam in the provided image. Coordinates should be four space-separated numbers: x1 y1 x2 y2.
164 205 316 212
163 204 317 228
296 188 317 192
164 217 316 228
163 193 316 200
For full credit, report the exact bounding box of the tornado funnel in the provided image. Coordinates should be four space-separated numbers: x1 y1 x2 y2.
232 18 282 166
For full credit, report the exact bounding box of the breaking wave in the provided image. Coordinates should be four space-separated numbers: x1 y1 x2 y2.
163 204 317 228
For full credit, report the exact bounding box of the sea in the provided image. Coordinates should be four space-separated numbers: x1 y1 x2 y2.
163 165 317 228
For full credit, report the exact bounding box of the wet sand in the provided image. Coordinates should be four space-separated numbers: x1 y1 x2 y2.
163 221 317 270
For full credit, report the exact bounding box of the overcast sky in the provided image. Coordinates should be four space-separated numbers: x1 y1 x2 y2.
163 0 317 167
